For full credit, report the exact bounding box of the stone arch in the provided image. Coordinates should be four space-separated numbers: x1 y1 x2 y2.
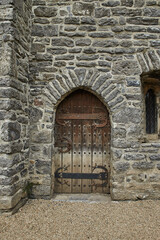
36 68 127 196
137 49 160 74
42 68 125 115
138 49 160 140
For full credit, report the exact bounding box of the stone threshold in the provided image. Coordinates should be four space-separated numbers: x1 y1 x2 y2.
52 193 111 203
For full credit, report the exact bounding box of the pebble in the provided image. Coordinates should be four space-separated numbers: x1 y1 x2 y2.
0 199 160 240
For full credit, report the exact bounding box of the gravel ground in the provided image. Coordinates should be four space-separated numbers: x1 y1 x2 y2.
1 198 160 240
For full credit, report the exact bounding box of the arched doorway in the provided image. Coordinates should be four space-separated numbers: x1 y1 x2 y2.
54 90 111 193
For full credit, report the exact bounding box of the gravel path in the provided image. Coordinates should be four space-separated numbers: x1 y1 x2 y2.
1 198 160 240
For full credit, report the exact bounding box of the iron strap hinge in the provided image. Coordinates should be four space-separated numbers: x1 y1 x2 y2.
55 172 107 180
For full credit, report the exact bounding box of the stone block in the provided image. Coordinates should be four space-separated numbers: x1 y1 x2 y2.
143 8 160 17
35 160 51 174
157 164 160 170
52 38 74 47
149 155 160 161
113 107 141 124
112 60 141 75
134 0 144 7
65 17 80 25
34 6 57 17
0 189 23 210
150 40 160 47
124 153 145 161
121 0 133 7
102 1 120 7
99 18 117 26
112 128 126 138
73 2 94 16
1 122 21 142
31 130 52 143
132 162 154 170
78 26 96 32
30 107 43 123
32 25 58 37
81 17 96 25
92 40 118 47
113 162 130 173
75 39 91 46
32 184 51 197
89 32 113 38
126 17 158 25
95 8 110 18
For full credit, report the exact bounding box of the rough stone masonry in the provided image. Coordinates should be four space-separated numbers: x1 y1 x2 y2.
1 0 160 213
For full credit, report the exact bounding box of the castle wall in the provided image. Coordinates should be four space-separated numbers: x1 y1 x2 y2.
29 0 160 200
0 0 32 212
1 0 160 213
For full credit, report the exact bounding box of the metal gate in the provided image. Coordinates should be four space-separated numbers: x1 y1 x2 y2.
54 90 111 193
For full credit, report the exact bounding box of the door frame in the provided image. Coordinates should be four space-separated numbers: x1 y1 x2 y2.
51 88 112 194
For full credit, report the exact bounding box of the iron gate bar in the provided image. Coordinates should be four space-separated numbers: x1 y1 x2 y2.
55 172 107 180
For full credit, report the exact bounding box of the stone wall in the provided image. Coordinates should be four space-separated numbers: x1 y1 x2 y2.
29 0 160 200
1 0 160 213
0 0 32 213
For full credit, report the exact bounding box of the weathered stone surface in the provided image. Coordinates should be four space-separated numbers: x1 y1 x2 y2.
35 160 51 174
92 40 118 47
30 107 43 123
31 131 52 143
113 108 141 124
112 61 141 75
132 162 154 170
81 17 96 25
65 17 80 25
102 1 120 7
1 0 160 211
32 25 58 37
73 2 94 16
89 32 113 38
157 164 160 170
95 8 110 18
76 39 91 46
149 155 160 161
34 7 57 17
47 48 67 55
112 128 126 138
134 0 144 7
0 189 23 210
121 0 133 7
52 38 74 47
99 18 117 26
1 122 21 142
126 17 158 25
113 162 130 173
144 8 160 17
124 154 145 161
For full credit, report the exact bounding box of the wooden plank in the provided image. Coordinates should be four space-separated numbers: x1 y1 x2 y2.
72 120 82 193
62 122 72 193
92 125 103 193
54 89 111 194
58 112 106 120
82 120 92 193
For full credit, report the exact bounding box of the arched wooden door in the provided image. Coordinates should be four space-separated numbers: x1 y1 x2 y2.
54 90 111 193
